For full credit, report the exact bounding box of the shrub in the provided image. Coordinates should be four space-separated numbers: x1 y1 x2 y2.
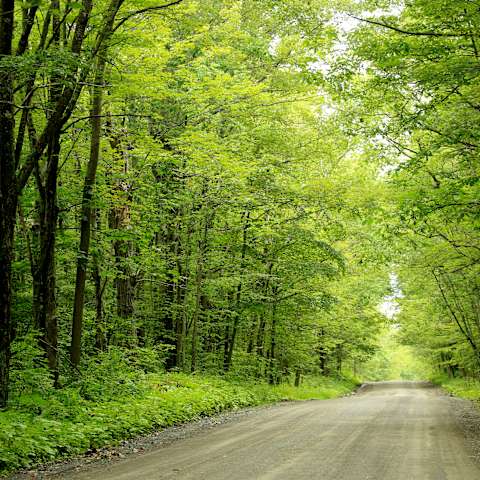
9 331 54 404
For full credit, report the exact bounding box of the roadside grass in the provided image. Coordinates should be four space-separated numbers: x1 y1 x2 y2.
0 373 357 475
431 375 480 402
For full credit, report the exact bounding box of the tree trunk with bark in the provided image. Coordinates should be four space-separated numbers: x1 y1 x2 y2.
93 210 106 351
268 295 278 385
224 211 250 372
191 214 210 372
0 0 16 408
71 57 108 366
107 120 137 345
33 136 60 384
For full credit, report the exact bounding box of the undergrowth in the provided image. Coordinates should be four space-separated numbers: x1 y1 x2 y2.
0 342 357 475
432 375 480 402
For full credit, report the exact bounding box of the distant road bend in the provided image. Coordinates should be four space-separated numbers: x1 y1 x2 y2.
62 382 480 480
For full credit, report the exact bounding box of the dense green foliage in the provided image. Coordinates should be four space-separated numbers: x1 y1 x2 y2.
2 0 389 400
338 0 480 379
1 0 479 475
360 328 434 381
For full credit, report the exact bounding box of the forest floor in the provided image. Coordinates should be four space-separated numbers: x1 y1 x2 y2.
9 381 480 480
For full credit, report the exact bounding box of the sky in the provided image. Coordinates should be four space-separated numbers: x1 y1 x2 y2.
378 272 404 320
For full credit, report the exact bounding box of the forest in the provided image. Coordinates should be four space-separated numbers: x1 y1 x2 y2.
0 0 479 474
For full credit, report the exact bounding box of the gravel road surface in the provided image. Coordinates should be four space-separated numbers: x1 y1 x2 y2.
51 381 480 479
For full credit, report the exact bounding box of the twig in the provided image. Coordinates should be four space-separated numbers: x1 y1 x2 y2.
113 0 184 32
348 13 471 38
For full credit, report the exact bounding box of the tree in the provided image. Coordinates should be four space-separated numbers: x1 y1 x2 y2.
340 0 480 375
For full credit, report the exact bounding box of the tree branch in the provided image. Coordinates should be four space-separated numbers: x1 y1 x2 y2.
348 14 471 38
113 0 184 32
62 113 152 132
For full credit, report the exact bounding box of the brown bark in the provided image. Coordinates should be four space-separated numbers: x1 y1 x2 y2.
33 136 60 384
162 226 177 369
71 0 125 366
294 369 302 387
191 212 211 373
335 345 343 374
224 211 250 372
152 158 181 369
28 2 64 383
107 119 137 344
318 328 328 375
174 224 191 370
0 0 17 407
268 297 278 385
0 207 15 407
246 316 256 354
255 262 273 360
93 262 106 351
111 208 135 327
0 0 123 402
70 56 107 366
93 210 106 351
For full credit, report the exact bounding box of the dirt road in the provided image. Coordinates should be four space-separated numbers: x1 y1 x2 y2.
60 382 480 480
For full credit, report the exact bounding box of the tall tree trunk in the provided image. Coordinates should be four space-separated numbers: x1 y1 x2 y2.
0 197 15 409
93 265 106 351
158 219 178 369
255 262 273 361
191 208 211 373
175 276 186 370
174 222 191 370
224 211 250 372
37 137 60 384
318 328 328 375
70 56 108 366
294 369 302 387
0 0 16 407
151 154 183 367
175 217 194 370
31 2 62 382
268 297 278 385
70 0 125 365
107 122 137 345
256 313 267 358
114 238 135 321
246 315 257 354
0 0 116 401
336 344 343 374
93 210 106 351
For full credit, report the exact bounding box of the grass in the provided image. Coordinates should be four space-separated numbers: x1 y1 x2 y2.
432 375 480 402
0 373 358 475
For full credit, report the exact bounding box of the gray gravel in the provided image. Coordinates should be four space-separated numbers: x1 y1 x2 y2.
447 394 480 466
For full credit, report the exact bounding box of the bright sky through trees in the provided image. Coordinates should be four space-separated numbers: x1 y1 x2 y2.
378 273 403 321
